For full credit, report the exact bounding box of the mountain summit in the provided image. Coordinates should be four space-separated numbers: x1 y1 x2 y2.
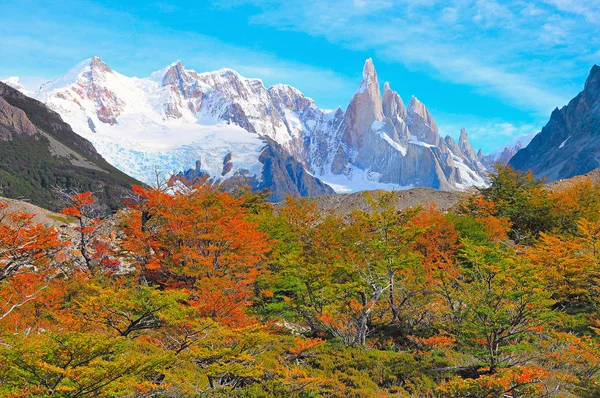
25 57 489 195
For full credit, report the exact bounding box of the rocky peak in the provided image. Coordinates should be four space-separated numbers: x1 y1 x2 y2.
444 135 461 155
162 60 187 87
268 84 314 112
363 58 376 81
89 56 112 74
509 65 600 182
458 128 477 159
334 106 344 119
76 57 122 125
382 82 407 120
160 61 205 117
584 65 600 92
582 64 600 108
355 59 383 112
342 59 384 139
407 96 436 128
406 96 440 146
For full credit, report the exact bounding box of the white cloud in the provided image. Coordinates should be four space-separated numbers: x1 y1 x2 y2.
543 0 600 24
0 13 355 110
236 0 597 116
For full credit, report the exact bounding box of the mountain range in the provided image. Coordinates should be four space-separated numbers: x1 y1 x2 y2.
4 57 489 198
481 132 538 169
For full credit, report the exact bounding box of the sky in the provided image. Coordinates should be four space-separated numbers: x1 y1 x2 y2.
1 0 599 153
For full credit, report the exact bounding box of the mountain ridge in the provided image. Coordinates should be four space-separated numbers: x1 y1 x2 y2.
13 57 489 195
509 65 600 181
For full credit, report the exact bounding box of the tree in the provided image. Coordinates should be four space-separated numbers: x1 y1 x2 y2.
120 181 271 325
0 201 63 282
0 331 170 396
346 192 421 344
440 240 554 391
261 192 421 346
477 164 555 243
0 201 64 324
58 190 118 275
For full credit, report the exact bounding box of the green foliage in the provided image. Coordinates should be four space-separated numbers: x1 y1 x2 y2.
0 332 170 397
479 164 555 243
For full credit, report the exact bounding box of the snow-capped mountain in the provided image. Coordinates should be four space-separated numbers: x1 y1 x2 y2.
331 60 488 190
27 56 489 195
481 132 538 169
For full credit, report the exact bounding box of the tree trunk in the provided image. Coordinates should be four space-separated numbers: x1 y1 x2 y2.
355 284 386 345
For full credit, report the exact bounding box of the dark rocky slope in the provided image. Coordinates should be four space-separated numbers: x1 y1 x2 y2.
510 65 600 182
0 82 140 212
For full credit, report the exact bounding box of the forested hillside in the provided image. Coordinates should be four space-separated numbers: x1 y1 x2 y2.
1 165 599 397
0 82 139 212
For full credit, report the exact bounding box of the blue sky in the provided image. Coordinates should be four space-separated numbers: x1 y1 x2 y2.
1 0 598 152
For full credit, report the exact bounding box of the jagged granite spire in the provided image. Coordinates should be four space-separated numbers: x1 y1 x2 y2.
382 82 407 120
335 58 385 168
406 96 441 146
459 128 477 159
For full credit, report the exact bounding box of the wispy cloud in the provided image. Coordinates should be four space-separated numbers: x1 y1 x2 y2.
0 5 354 109
225 0 598 116
543 0 600 24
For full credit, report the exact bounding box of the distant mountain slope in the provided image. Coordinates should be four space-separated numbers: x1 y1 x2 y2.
28 56 489 194
0 196 72 227
0 82 140 211
510 65 600 182
546 167 600 191
481 132 538 169
299 188 465 216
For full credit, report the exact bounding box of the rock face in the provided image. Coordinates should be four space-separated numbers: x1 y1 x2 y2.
257 138 335 201
331 60 488 190
29 56 489 196
510 65 600 182
0 82 139 211
0 97 38 139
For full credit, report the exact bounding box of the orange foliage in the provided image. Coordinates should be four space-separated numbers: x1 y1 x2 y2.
120 182 271 325
0 201 64 281
411 206 460 281
60 191 119 274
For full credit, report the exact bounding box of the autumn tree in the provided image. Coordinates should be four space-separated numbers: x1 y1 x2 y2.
438 240 554 395
346 191 421 344
58 190 118 274
477 164 555 243
120 180 270 325
0 201 64 324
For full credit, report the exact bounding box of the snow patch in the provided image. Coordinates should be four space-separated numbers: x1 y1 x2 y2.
379 132 407 155
559 136 570 149
317 165 412 194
